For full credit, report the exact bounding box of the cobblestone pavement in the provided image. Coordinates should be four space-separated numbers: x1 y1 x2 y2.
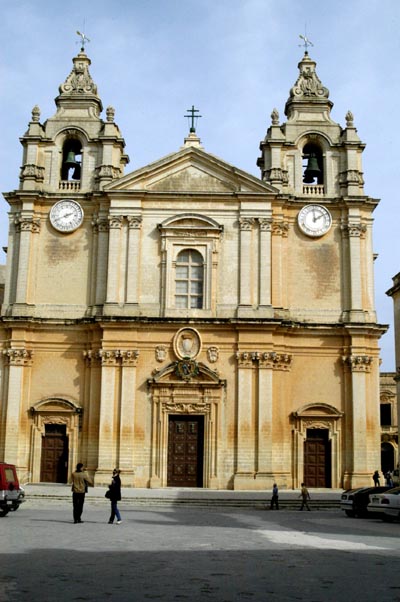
1 500 399 601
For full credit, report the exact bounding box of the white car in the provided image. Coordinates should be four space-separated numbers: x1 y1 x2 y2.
368 486 400 522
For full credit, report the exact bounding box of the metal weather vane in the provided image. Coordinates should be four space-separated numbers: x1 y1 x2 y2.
299 32 314 54
76 30 91 51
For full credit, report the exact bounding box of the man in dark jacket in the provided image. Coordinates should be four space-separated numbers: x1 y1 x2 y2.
108 469 122 524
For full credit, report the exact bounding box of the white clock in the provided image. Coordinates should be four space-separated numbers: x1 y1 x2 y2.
50 200 84 233
297 204 332 237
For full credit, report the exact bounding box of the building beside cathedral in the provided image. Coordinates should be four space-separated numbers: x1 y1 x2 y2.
0 47 387 489
387 273 400 466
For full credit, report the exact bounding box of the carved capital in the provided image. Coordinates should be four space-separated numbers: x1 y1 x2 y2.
259 351 292 370
272 221 289 237
98 349 121 366
127 216 143 229
236 350 292 370
239 217 255 231
3 348 34 366
108 216 123 229
92 217 109 233
120 349 140 366
15 216 41 233
258 218 272 232
236 351 254 368
341 223 367 238
342 355 373 372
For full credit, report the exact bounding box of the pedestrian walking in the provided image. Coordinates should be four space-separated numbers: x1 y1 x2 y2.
270 483 279 510
71 463 92 524
385 471 394 488
372 470 380 486
299 483 311 511
107 468 122 524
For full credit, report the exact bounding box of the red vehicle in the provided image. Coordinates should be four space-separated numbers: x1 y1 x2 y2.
0 463 25 516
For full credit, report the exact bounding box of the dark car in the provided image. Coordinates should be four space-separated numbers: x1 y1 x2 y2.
0 463 25 516
340 486 391 517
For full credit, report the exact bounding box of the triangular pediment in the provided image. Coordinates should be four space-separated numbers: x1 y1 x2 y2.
105 146 277 194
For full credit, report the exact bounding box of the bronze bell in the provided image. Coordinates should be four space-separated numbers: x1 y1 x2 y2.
64 151 78 168
303 154 321 183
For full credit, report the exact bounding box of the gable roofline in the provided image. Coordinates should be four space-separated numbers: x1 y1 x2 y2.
104 144 279 194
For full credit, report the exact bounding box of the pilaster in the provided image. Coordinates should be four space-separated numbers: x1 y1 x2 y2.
126 216 142 304
238 218 255 310
2 348 34 464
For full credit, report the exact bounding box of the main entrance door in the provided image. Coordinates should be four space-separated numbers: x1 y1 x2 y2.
40 424 69 483
304 429 331 488
167 415 204 487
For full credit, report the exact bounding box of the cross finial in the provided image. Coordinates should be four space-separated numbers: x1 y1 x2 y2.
184 105 202 133
76 30 91 52
299 31 313 54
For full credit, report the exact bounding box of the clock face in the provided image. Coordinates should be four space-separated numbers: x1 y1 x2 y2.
50 200 84 233
297 204 332 237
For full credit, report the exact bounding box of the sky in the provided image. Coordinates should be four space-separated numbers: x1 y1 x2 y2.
1 0 399 370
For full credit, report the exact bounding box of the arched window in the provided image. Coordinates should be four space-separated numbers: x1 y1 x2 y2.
61 139 82 181
302 142 323 185
175 249 204 309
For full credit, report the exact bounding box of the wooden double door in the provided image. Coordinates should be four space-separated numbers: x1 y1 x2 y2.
167 415 204 487
304 429 331 488
40 424 69 483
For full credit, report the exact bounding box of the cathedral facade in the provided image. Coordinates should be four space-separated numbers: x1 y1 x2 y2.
0 48 386 489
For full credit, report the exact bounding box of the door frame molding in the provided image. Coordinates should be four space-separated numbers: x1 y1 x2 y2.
148 362 226 488
29 398 82 483
291 403 343 489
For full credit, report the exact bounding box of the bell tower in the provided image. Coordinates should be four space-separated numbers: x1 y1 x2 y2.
258 51 365 198
3 47 130 320
18 48 129 195
257 51 387 488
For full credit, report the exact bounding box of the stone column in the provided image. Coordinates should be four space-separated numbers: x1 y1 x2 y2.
118 350 139 486
258 219 272 307
95 349 120 483
234 351 255 488
238 218 255 307
14 216 40 306
126 217 142 305
343 354 373 487
106 216 123 304
2 348 34 465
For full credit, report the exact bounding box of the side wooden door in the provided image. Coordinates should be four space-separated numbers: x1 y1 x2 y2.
40 424 69 483
167 416 204 487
